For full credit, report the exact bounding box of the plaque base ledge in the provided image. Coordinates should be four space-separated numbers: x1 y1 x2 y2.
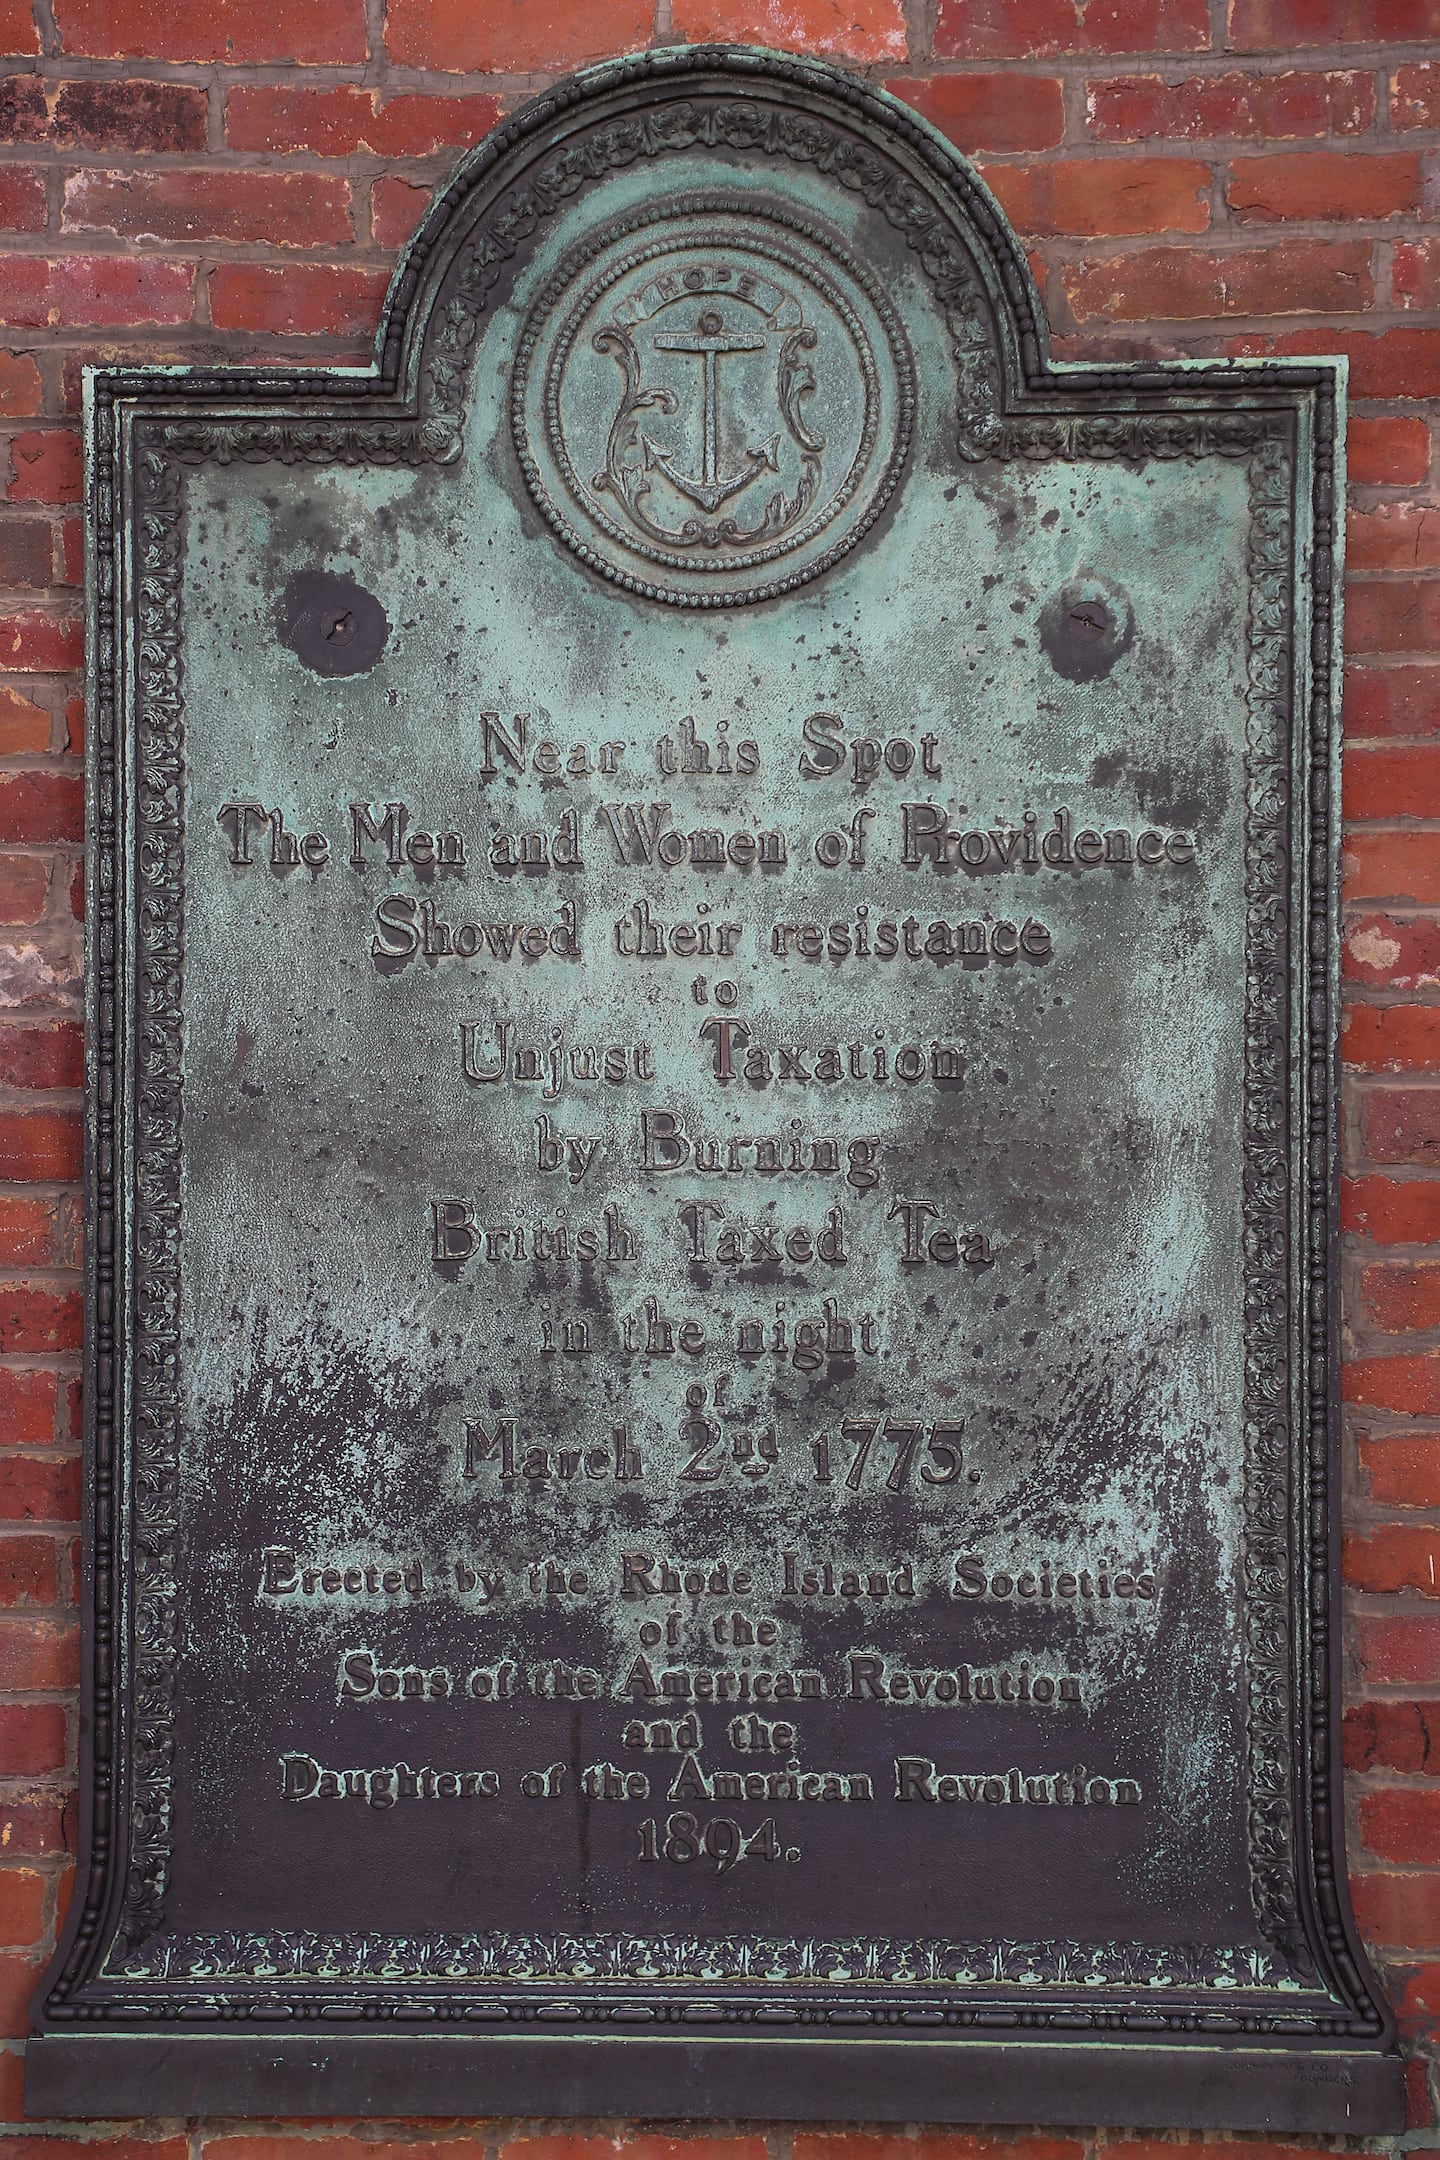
24 2031 1406 2132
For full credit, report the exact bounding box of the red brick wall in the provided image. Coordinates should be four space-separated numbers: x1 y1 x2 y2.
0 0 1437 2146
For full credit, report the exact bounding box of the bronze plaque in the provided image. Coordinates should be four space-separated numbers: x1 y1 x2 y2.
32 48 1402 2128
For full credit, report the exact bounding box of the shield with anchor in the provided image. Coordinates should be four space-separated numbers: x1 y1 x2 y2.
513 200 915 606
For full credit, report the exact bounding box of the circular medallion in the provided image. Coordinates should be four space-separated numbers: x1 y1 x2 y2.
513 199 915 607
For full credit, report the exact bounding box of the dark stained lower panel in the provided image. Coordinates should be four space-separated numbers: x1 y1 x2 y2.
27 2035 1407 2131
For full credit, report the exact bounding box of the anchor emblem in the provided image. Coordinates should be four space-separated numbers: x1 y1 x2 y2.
520 212 912 601
591 294 825 552
643 309 779 515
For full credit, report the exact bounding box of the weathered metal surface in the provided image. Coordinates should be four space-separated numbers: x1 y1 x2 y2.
31 46 1401 2127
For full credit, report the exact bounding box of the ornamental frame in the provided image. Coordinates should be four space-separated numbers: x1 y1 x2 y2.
29 44 1401 2132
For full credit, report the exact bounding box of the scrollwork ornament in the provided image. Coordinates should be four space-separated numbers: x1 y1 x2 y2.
107 1926 1311 2030
121 437 187 1948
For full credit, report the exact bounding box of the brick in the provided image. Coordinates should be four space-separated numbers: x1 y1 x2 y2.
1346 1168 1440 1235
208 264 388 338
0 356 38 421
0 858 46 926
1355 1702 1440 1771
1395 1962 1440 2038
798 2142 1083 2160
0 1199 54 1269
0 1373 56 1450
0 171 43 239
1232 0 1440 37
1230 328 1440 400
63 693 80 756
0 772 82 841
0 1456 79 1522
1352 1871 1440 1951
1345 915 1440 990
0 1288 78 1357
1348 580 1440 656
502 2142 769 2160
384 0 652 72
372 176 430 253
1347 1699 1440 1771
794 2142 930 2160
0 2049 24 2121
1344 1349 1440 1413
1360 1788 1440 1866
1362 1431 1440 1505
0 686 47 764
1360 1261 1440 1330
0 1951 45 2039
0 1110 79 1181
0 618 80 675
1404 2056 1430 2130
1395 63 1440 130
0 4 37 51
888 74 1065 154
7 430 80 509
672 0 905 58
0 941 84 1020
0 534 50 594
64 169 352 250
0 255 193 329
1346 1524 1440 1594
0 1705 65 1776
1349 507 1440 575
53 0 366 62
1359 1614 1440 1685
980 157 1210 237
67 860 80 920
1348 417 1431 488
212 2143 491 2160
1346 664 1440 734
0 81 43 147
0 1537 56 1607
1397 240 1440 312
934 0 1208 58
0 1025 83 1090
0 1619 77 1691
1343 1011 1440 1075
227 85 500 157
1364 1088 1440 1164
1087 69 1373 142
52 76 204 153
0 1868 44 1951
1065 242 1372 322
57 518 80 589
1100 2149 1352 2160
0 1789 74 1859
1346 833 1440 904
885 2143 1088 2160
1347 740 1440 812
1228 151 1421 222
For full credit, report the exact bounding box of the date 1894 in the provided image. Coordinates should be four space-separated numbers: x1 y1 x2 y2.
637 1811 801 1868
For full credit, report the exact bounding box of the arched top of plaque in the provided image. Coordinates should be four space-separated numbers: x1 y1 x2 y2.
379 45 1021 605
156 48 1048 607
147 44 1338 611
